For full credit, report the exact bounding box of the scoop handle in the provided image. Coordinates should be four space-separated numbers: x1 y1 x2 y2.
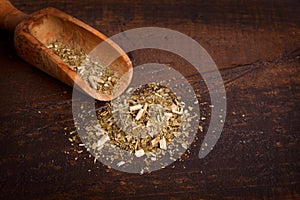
0 0 28 33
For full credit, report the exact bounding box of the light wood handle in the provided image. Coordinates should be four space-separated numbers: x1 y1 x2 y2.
0 0 28 33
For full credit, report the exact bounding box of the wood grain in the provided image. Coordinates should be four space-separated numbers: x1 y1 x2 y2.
0 0 299 199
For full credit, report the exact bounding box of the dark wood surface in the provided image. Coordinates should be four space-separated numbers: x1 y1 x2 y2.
1 0 299 199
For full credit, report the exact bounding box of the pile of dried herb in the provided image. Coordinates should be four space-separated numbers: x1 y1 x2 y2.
72 81 199 173
46 41 119 95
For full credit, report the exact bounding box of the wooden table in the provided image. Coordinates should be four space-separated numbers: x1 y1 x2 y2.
1 0 299 199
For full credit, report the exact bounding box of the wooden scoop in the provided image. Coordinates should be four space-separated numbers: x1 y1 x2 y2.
0 0 133 101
